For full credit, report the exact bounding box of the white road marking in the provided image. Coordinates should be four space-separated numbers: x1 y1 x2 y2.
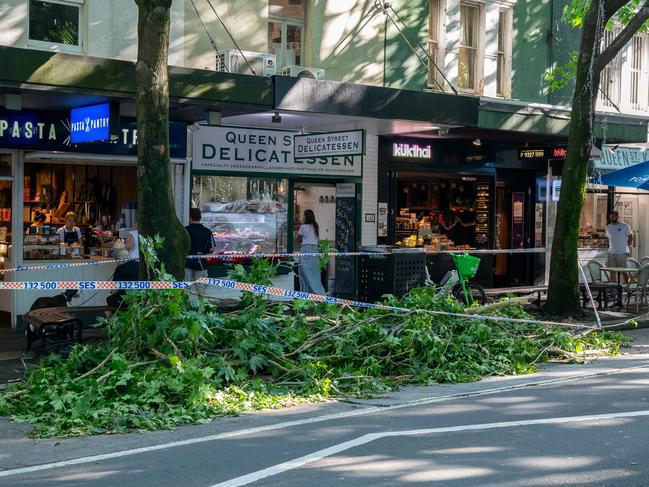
210 409 649 487
0 363 648 479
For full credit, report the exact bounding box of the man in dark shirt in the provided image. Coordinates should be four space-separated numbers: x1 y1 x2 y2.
185 208 215 292
106 259 139 312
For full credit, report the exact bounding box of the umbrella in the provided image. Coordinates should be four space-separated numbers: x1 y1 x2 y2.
593 160 649 189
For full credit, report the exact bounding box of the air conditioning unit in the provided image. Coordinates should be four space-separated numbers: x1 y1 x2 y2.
281 65 325 80
216 49 276 77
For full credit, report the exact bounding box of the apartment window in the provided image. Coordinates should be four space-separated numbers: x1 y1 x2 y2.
600 29 622 108
29 0 82 51
458 3 480 91
428 0 446 89
630 35 648 111
268 0 304 69
496 9 512 97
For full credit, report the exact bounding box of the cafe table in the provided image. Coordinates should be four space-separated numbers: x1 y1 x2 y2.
601 266 639 285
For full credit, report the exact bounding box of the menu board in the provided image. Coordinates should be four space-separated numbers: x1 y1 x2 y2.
475 179 490 248
335 183 357 297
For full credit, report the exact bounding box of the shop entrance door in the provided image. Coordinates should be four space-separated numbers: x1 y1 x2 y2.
293 182 337 289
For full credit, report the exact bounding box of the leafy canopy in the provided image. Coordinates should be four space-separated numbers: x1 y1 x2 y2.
544 0 649 91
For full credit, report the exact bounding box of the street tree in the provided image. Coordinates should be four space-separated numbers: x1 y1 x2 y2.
545 0 649 316
134 0 189 279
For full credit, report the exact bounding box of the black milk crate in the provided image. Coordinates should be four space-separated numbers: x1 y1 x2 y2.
359 250 427 302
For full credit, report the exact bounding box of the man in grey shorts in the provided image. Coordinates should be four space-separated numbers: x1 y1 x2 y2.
605 210 633 282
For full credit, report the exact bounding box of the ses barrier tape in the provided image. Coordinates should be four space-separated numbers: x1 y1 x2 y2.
0 248 549 275
0 258 133 275
0 278 591 329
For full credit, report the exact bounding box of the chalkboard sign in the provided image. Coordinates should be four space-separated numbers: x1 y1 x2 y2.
335 183 357 297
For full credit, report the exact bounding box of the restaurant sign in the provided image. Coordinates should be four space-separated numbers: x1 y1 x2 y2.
70 103 119 144
0 109 186 158
193 125 362 177
294 130 364 159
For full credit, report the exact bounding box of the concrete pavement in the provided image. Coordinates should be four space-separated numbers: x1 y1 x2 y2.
0 328 648 486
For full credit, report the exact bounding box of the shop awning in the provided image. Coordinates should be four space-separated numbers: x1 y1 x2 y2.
595 160 649 189
0 46 274 117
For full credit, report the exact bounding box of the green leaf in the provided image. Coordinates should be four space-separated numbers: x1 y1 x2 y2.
248 355 267 374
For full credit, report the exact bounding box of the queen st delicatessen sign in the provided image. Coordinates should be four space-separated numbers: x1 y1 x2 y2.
192 125 363 177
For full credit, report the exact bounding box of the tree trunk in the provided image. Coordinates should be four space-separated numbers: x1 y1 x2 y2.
135 0 189 279
545 0 604 316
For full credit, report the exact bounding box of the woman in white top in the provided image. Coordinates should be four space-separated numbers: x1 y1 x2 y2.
296 209 326 295
56 212 84 245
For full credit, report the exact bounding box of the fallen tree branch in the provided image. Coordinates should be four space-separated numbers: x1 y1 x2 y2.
75 347 118 381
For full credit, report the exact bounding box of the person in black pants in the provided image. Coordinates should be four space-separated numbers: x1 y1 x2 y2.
185 208 215 294
106 259 139 312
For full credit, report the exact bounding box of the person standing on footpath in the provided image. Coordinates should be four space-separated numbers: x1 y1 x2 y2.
185 208 215 292
296 209 326 295
606 210 633 283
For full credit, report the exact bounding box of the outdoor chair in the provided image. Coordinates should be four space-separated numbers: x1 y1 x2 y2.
627 257 641 269
586 259 608 282
583 260 620 310
624 264 649 313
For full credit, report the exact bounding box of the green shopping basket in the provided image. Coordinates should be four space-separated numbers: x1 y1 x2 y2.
450 253 481 281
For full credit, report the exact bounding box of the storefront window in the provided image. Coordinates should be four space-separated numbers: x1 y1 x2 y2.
191 176 288 254
394 175 491 250
23 162 137 260
0 154 11 178
578 191 609 250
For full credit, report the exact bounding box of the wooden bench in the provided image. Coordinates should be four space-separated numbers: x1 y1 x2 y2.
485 286 549 308
24 306 113 356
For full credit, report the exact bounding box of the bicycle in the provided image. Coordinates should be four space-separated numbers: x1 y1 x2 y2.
449 252 488 306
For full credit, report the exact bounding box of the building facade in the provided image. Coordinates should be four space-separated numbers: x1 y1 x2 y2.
0 0 647 325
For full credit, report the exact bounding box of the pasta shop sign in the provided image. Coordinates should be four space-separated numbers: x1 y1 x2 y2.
192 125 362 177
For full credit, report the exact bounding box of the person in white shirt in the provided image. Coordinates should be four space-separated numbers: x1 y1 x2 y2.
606 210 633 282
296 209 326 295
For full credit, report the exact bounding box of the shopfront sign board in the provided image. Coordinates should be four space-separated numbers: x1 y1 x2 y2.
593 145 647 171
393 142 432 159
193 125 362 177
518 147 567 160
294 130 364 159
70 103 118 144
512 192 525 249
377 202 388 237
0 109 186 158
335 182 358 298
535 203 544 248
552 180 561 201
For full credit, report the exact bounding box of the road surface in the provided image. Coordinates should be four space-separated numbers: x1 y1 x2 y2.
1 329 649 487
